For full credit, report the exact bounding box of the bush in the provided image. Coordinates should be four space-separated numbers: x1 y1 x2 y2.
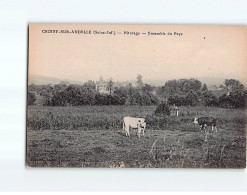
28 92 36 105
94 94 126 105
126 91 159 106
168 95 186 106
128 91 143 105
219 91 247 108
154 102 171 116
203 91 218 107
186 91 199 106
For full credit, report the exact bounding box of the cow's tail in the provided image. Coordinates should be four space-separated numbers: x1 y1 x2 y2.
123 121 125 132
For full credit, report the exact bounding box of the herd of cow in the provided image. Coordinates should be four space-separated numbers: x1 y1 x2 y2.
123 116 218 138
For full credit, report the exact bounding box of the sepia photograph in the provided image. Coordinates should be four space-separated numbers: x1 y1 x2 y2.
26 24 247 168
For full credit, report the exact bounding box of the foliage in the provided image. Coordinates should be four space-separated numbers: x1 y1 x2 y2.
168 95 186 106
185 91 199 106
94 93 126 105
51 85 95 106
202 91 218 107
107 78 114 94
142 84 153 93
219 91 247 108
201 83 208 91
154 102 171 116
163 78 202 96
137 74 143 88
127 91 159 106
27 78 247 108
225 79 244 92
28 92 36 105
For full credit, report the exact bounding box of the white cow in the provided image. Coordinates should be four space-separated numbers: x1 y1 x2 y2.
123 116 146 138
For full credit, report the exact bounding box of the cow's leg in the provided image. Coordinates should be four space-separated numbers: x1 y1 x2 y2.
215 126 218 133
200 125 203 132
211 126 214 132
202 125 206 133
137 127 141 138
125 126 130 137
142 128 145 137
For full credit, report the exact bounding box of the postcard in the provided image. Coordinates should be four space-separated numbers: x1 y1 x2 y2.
27 24 246 168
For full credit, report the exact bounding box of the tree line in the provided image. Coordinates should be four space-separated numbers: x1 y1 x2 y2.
28 76 247 109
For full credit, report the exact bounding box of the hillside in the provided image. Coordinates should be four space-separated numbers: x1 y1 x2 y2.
28 74 83 85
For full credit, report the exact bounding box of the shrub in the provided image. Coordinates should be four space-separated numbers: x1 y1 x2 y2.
219 91 247 108
28 92 36 105
94 94 126 105
154 102 171 116
186 91 199 106
168 95 186 106
203 91 218 107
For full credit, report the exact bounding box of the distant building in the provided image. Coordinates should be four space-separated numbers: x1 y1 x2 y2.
96 80 109 94
95 77 115 94
95 77 140 94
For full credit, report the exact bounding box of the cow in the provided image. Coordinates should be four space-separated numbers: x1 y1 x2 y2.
193 116 217 133
123 116 146 138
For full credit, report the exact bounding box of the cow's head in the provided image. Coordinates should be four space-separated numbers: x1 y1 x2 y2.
193 117 198 124
138 119 146 129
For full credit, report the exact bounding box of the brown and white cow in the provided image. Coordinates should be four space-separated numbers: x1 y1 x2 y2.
193 116 217 132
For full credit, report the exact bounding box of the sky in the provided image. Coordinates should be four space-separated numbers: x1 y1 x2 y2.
29 24 247 84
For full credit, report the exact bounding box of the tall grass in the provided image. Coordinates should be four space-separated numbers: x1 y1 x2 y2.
27 105 156 130
148 131 246 168
26 105 246 168
27 105 246 132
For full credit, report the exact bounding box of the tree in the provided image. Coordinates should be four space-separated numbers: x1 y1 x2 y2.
219 94 234 108
94 93 126 105
147 93 160 105
129 82 132 96
217 79 246 108
229 90 246 108
28 92 36 105
137 74 143 88
141 93 152 106
51 90 68 106
201 83 208 92
84 80 96 90
163 78 202 96
168 95 186 106
224 79 244 92
142 84 153 93
114 86 128 98
107 77 114 94
186 91 198 106
203 91 218 107
129 91 143 105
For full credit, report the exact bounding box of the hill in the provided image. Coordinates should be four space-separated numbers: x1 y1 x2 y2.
28 74 83 85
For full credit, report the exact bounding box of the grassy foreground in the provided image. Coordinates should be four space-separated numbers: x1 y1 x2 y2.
26 106 246 168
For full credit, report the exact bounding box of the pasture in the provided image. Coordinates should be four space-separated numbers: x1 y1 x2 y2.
26 106 246 168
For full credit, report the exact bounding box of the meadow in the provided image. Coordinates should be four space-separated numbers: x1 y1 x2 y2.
26 105 246 168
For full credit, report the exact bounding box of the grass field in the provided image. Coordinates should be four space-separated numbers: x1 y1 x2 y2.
26 105 246 168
